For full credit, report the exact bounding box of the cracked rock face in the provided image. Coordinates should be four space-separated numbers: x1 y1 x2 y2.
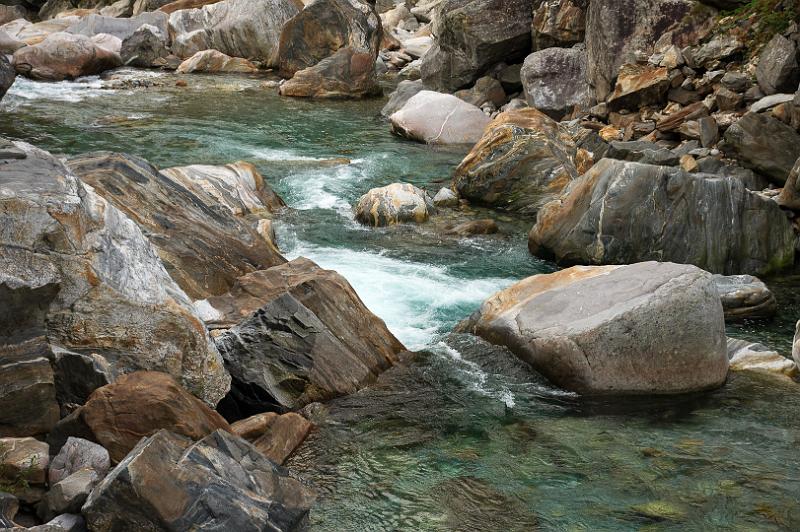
528 158 795 276
0 141 230 405
456 261 729 394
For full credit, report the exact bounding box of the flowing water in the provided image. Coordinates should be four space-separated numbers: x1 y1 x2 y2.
3 71 800 530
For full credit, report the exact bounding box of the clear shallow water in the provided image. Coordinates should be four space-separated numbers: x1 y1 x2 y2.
3 71 800 530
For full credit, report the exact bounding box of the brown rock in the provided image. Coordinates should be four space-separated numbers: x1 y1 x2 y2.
175 49 258 74
607 64 670 111
656 101 709 132
778 157 800 210
158 0 223 13
0 437 49 486
231 412 279 440
80 371 231 462
279 47 381 99
12 31 121 81
251 413 311 464
445 219 499 236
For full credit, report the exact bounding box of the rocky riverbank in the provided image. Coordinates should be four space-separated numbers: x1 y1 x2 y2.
2 0 800 530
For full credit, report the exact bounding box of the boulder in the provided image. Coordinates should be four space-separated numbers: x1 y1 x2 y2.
528 158 795 276
5 18 75 46
67 152 285 300
457 261 729 394
0 492 18 528
91 32 122 55
82 429 315 531
521 45 592 118
420 0 532 92
0 5 27 25
532 0 587 49
0 55 14 102
161 161 285 217
12 31 121 81
0 142 229 405
0 437 49 486
585 0 695 101
0 29 26 55
279 46 381 99
713 274 776 321
119 23 168 67
389 90 491 145
176 48 258 73
66 11 169 41
381 79 424 116
777 156 800 210
208 258 404 413
606 63 670 111
35 513 87 532
168 0 298 64
453 108 589 215
354 182 435 226
686 33 744 69
454 76 507 109
756 33 799 96
0 339 60 438
132 0 173 13
277 0 382 79
432 187 459 207
721 112 800 184
606 140 679 166
40 468 101 520
728 338 797 378
158 0 222 13
48 437 110 485
445 219 499 236
79 371 231 462
231 412 311 465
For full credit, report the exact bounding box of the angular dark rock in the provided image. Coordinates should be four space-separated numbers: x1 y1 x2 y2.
521 45 592 118
721 112 800 184
756 33 799 96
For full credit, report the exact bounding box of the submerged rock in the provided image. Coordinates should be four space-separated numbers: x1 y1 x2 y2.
277 0 381 79
354 183 435 226
390 90 491 145
0 142 229 405
420 0 532 92
529 158 795 276
12 31 121 81
77 371 232 462
210 258 404 412
713 274 776 321
457 262 729 394
279 47 381 99
168 0 298 64
176 48 259 74
453 108 590 215
68 152 285 300
82 429 315 531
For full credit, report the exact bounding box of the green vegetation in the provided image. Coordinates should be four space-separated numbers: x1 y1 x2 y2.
0 443 38 496
720 0 800 52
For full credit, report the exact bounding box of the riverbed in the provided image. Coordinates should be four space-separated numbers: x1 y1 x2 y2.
3 70 799 530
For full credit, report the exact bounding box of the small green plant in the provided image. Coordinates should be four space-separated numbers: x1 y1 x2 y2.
719 0 800 53
0 443 38 496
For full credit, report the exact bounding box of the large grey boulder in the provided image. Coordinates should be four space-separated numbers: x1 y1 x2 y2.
756 33 799 96
420 0 533 92
457 261 729 395
119 23 168 67
0 55 15 102
721 112 800 184
521 45 592 118
168 0 298 64
277 0 382 79
0 141 230 405
529 158 795 276
381 79 424 116
82 429 315 531
390 90 491 144
585 0 696 101
67 152 286 300
12 31 122 81
354 183 435 226
453 108 594 215
210 258 404 413
66 11 169 41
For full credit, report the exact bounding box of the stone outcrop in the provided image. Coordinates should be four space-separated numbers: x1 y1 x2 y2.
78 371 232 462
67 152 285 300
606 63 670 111
279 47 381 99
713 274 776 321
0 142 229 405
209 258 404 413
82 429 315 530
457 261 729 394
420 0 532 92
453 108 591 215
277 0 382 79
354 183 435 226
12 31 121 81
176 48 258 74
528 158 795 276
521 45 592 118
389 90 491 144
168 0 298 64
721 112 800 184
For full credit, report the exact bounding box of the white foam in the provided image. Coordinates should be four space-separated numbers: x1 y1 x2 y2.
4 76 110 104
436 342 516 408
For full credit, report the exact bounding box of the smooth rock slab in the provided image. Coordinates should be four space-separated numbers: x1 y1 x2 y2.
354 183 435 226
727 338 797 379
390 90 491 145
713 274 776 321
457 262 729 395
529 158 796 276
82 429 315 531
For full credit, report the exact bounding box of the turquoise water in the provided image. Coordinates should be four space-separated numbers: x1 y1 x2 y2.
3 70 800 530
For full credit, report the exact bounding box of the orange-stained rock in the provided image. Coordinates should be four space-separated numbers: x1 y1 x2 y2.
232 412 311 464
176 49 259 74
12 32 121 81
81 372 231 462
231 413 278 440
280 47 381 99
